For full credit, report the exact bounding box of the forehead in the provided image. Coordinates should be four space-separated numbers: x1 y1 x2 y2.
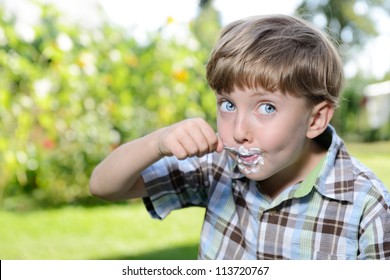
216 86 311 107
216 85 279 98
215 85 313 108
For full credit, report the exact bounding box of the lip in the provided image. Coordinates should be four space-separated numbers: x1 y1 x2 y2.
239 153 258 161
237 154 264 166
223 145 261 157
223 145 265 174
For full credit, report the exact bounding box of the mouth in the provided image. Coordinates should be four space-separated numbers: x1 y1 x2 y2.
224 145 264 174
223 145 260 156
237 154 264 165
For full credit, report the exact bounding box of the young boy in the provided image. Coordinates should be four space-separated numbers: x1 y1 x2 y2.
89 14 390 259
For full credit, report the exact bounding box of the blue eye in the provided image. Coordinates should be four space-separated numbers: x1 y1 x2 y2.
220 101 236 112
258 103 276 115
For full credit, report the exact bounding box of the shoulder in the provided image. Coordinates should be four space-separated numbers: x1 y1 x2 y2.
318 126 390 208
349 156 390 209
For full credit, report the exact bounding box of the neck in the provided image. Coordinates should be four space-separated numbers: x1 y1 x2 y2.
258 139 327 199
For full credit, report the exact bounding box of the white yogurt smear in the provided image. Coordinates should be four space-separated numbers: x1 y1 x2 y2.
224 145 264 174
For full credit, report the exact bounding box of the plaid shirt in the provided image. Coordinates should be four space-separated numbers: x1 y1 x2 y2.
142 126 390 259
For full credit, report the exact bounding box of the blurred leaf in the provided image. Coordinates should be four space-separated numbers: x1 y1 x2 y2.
0 1 218 207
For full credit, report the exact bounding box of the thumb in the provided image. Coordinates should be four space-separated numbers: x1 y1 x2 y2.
215 133 225 153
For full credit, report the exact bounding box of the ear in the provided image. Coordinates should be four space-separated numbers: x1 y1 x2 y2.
306 101 334 139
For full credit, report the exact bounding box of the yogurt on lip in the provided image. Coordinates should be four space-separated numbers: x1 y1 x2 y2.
224 145 264 174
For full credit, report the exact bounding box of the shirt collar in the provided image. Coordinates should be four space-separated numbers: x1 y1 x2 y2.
312 125 354 203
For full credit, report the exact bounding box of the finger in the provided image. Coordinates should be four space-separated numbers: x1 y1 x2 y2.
215 135 225 153
179 138 201 158
157 126 189 159
184 119 219 156
175 125 203 158
198 125 220 154
172 143 191 160
160 119 220 159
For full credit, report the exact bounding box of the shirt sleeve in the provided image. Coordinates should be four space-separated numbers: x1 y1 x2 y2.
357 186 390 259
141 154 211 220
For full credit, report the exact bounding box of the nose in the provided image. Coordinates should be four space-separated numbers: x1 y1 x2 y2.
233 111 252 144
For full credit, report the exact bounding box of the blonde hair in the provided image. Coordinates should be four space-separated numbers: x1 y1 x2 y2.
206 14 344 107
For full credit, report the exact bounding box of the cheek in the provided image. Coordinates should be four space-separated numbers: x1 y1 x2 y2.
259 121 308 153
258 131 284 152
217 117 229 141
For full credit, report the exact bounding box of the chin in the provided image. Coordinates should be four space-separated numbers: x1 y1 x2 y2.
239 167 267 181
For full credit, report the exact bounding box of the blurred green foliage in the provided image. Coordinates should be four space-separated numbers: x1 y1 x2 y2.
298 0 390 141
296 0 390 51
0 3 219 208
0 2 389 209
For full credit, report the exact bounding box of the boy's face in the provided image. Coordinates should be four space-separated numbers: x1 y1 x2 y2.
217 86 316 184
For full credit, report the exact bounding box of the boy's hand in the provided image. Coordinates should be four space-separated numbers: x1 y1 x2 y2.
156 118 224 160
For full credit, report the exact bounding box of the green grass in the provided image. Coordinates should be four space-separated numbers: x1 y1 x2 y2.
0 142 388 260
0 204 205 260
